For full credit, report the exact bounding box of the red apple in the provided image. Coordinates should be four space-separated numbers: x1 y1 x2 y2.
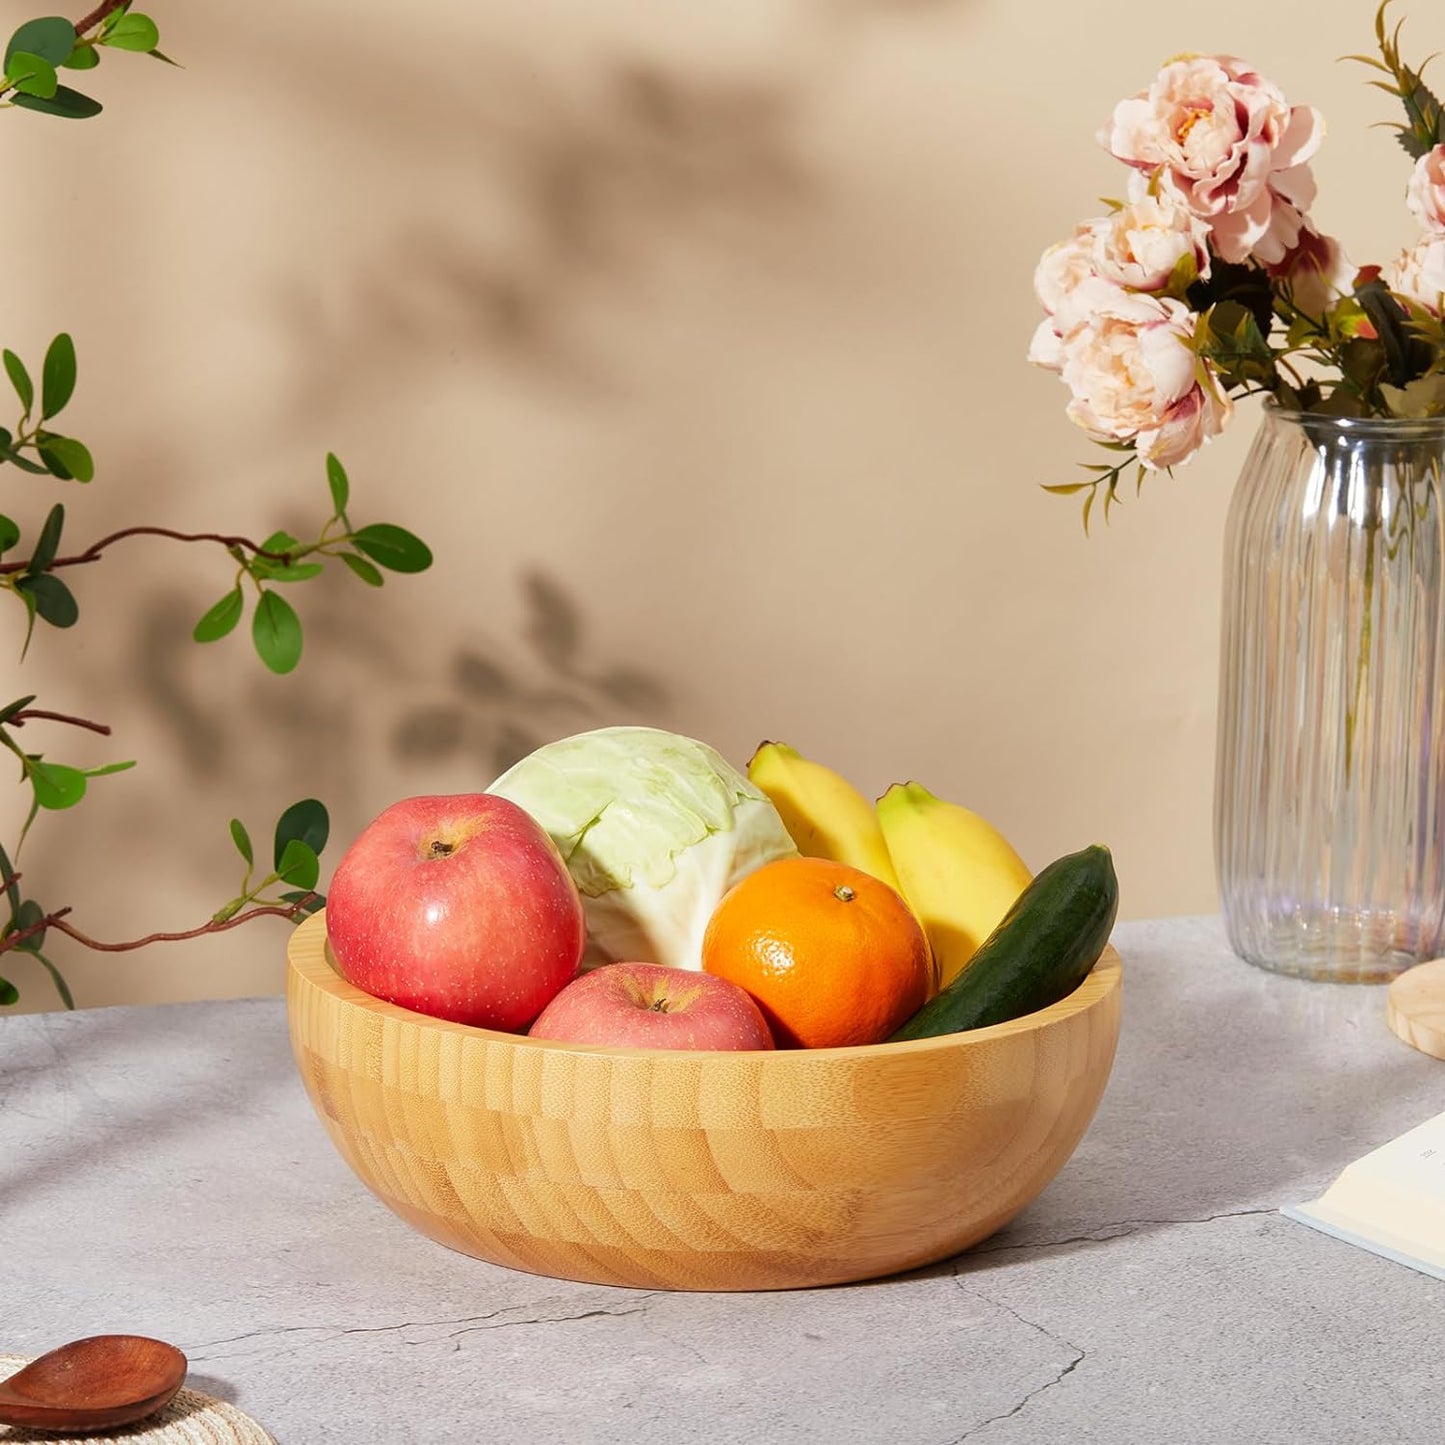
325 793 584 1031
528 962 775 1051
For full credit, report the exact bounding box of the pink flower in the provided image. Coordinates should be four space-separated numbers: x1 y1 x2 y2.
1406 144 1445 235
1385 234 1445 312
1092 181 1211 292
1102 54 1323 265
1057 287 1232 468
1028 228 1105 372
1266 225 1353 318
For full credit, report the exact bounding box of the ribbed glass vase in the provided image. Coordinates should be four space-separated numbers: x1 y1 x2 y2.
1214 403 1445 982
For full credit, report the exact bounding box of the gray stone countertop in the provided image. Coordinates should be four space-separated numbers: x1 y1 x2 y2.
4 916 1444 1444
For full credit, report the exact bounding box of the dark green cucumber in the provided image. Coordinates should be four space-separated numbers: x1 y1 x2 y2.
888 844 1118 1041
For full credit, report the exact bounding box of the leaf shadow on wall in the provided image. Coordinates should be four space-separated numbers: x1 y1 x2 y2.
131 563 670 808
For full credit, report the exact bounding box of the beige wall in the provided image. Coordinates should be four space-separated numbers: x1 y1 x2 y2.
1 0 1414 1010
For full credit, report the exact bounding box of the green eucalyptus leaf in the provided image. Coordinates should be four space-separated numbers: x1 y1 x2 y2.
29 759 87 810
12 85 103 118
3 350 34 415
17 573 78 628
276 838 320 892
0 976 17 1007
82 760 135 778
37 435 93 482
263 562 324 583
31 950 73 1009
325 452 350 515
0 443 49 474
340 552 384 587
0 839 20 915
0 694 36 726
62 42 99 69
252 588 302 674
0 515 19 554
103 13 159 51
280 888 325 916
350 523 432 574
273 797 328 870
230 817 253 866
258 530 300 557
98 4 131 36
193 585 244 643
40 333 75 419
27 503 64 574
6 52 58 98
5 18 78 68
14 897 45 952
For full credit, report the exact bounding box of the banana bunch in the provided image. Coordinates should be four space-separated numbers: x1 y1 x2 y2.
747 741 1032 990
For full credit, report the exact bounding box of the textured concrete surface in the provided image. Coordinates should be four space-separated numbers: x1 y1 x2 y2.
4 917 1444 1443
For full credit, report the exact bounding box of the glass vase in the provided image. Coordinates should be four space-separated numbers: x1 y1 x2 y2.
1214 403 1445 982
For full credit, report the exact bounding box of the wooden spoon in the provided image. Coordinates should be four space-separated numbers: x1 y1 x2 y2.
0 1335 187 1433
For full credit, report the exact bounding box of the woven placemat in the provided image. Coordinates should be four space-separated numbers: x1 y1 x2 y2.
0 1356 273 1444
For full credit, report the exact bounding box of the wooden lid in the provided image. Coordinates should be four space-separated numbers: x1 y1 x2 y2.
1387 959 1445 1061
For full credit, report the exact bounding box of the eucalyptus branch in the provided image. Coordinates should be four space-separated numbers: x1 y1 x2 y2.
1 894 320 957
0 525 293 577
8 709 110 735
72 0 129 36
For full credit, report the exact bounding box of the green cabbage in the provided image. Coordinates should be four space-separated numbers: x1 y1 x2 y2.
487 726 797 970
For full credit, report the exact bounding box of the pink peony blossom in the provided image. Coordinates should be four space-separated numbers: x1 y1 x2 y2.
1028 228 1108 372
1266 225 1353 318
1056 287 1232 469
1092 181 1211 292
1385 234 1445 312
1102 54 1323 265
1406 144 1445 235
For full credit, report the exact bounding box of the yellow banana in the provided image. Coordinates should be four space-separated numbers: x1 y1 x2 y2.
876 781 1032 989
747 741 903 894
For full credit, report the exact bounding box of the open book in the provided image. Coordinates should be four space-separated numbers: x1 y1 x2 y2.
1283 1110 1445 1282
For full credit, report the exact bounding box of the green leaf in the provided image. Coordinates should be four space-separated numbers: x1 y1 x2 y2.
27 503 64 574
31 949 73 1009
0 694 36 726
325 452 350 515
230 817 253 866
276 838 320 892
97 4 132 36
340 552 384 587
0 514 19 554
273 797 329 870
17 573 78 628
258 530 299 556
4 350 34 415
148 48 178 66
62 42 99 69
350 523 432 574
29 759 87 810
14 898 45 952
1381 373 1445 418
6 51 58 98
102 13 159 51
0 976 17 1007
0 442 49 473
5 18 77 68
192 585 244 642
0 839 20 915
280 888 325 916
37 435 93 482
82 759 134 778
252 588 302 673
261 562 324 583
40 333 75 419
13 84 102 118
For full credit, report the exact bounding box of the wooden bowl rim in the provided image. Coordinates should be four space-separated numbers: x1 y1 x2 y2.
287 910 1120 1060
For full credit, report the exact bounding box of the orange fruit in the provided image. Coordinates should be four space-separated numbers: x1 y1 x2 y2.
701 856 931 1049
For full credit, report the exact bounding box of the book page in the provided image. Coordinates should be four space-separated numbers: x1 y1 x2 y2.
1283 1109 1445 1281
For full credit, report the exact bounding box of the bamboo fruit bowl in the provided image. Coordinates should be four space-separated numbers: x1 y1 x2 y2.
286 912 1122 1292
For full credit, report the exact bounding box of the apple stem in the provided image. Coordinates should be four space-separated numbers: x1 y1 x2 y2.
428 840 455 858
